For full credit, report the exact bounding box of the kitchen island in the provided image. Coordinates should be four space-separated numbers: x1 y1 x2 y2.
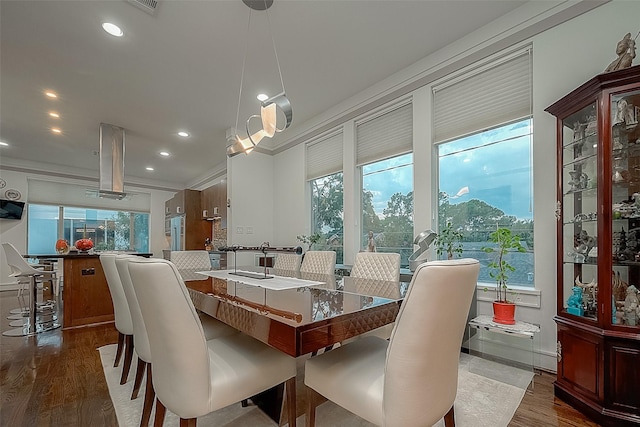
26 253 151 329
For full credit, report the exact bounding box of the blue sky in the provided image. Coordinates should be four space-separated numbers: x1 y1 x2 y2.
363 119 533 220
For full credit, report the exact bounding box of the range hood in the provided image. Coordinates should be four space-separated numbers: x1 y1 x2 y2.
98 123 127 200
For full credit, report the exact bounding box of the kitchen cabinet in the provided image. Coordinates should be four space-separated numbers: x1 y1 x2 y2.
546 65 640 427
201 180 227 228
165 189 211 250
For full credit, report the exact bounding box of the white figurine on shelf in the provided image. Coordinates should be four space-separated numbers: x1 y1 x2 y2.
623 285 639 326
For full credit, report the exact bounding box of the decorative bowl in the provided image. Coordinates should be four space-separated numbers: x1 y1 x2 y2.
75 238 94 252
55 239 70 254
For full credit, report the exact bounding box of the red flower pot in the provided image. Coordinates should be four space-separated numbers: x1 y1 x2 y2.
492 301 516 325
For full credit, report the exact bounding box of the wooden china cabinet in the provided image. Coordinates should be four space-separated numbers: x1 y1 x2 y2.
546 65 640 426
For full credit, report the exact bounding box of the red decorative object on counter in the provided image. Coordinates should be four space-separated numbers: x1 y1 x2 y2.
75 238 94 252
55 239 70 254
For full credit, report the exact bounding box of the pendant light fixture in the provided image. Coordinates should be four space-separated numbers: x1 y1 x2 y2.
227 0 292 157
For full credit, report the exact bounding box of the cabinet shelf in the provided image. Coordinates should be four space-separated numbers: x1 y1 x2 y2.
563 152 597 167
562 131 598 150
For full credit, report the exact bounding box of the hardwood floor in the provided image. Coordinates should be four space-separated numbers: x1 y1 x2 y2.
0 290 600 426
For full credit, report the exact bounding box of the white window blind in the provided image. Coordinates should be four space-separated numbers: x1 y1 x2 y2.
433 48 532 143
27 179 151 212
356 102 413 166
306 131 343 180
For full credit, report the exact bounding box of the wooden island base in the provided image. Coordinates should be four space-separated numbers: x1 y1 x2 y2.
61 255 114 329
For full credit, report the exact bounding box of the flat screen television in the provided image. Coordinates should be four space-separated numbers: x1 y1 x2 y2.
0 199 25 219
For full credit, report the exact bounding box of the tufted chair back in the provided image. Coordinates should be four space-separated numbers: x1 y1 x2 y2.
170 250 211 270
300 250 336 276
273 253 302 271
351 252 400 282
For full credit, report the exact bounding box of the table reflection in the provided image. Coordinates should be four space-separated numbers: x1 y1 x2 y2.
180 266 405 357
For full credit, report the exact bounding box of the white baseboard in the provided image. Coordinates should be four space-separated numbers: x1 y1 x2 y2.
0 282 20 292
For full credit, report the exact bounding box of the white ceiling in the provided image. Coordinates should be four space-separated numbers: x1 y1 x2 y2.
0 0 530 188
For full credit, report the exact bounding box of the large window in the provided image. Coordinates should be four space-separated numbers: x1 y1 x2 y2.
310 172 344 264
437 119 533 286
28 204 150 255
362 153 414 267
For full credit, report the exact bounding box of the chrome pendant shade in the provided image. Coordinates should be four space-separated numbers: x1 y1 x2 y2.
227 0 292 157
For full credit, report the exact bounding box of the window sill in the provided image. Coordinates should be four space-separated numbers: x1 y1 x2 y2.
476 282 541 309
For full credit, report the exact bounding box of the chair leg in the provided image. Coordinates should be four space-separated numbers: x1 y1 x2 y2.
180 418 197 427
306 386 322 427
120 334 134 384
286 377 297 427
114 332 125 367
153 397 166 427
140 366 155 427
444 405 455 427
131 359 147 400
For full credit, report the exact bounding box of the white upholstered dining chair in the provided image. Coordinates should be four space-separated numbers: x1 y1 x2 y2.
115 255 236 427
273 252 302 271
127 257 297 427
349 251 401 339
100 253 135 385
169 250 212 270
300 250 336 276
305 258 480 427
351 251 401 282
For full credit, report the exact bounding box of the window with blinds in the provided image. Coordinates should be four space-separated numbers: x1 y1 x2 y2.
306 131 343 181
433 48 532 144
434 47 534 287
356 102 413 166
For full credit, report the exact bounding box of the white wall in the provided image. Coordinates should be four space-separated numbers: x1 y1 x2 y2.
227 151 275 266
228 0 639 371
0 168 175 287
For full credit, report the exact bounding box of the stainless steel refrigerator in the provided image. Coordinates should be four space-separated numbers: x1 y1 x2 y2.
170 215 184 251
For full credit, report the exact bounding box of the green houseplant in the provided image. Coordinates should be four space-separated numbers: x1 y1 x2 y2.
482 227 526 324
296 233 321 252
435 222 463 260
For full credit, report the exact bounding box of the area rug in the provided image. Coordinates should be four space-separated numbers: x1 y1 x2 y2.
99 344 532 427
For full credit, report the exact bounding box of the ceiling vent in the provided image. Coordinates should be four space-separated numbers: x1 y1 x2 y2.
126 0 159 15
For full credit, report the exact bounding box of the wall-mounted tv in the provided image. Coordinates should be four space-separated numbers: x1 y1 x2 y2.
0 199 25 219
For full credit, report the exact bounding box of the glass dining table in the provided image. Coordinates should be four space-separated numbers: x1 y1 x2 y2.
180 266 409 357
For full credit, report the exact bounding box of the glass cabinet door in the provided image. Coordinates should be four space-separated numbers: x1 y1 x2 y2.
611 89 640 330
561 102 598 322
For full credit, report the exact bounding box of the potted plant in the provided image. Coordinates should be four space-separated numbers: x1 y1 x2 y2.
482 227 526 325
296 233 321 252
435 222 463 260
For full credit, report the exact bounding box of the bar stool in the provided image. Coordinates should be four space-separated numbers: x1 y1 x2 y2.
2 243 60 336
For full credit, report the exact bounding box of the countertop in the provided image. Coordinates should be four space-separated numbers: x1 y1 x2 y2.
24 253 153 259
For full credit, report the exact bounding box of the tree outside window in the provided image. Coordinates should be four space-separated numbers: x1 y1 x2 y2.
310 172 344 264
362 153 414 266
437 119 534 286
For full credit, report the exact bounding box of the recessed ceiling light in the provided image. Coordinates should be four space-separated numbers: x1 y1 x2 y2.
159 151 170 157
178 131 190 138
257 93 269 102
49 112 60 118
102 22 123 37
146 167 154 171
51 128 62 134
0 141 8 147
45 91 58 98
